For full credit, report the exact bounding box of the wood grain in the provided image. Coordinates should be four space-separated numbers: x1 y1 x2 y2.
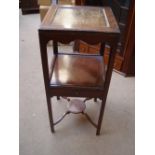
39 5 120 135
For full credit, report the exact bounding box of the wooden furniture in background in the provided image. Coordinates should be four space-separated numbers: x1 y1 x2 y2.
75 0 135 76
21 0 39 14
39 5 120 135
75 0 85 5
121 0 135 75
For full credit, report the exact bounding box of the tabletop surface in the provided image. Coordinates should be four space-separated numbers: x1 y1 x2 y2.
40 5 119 33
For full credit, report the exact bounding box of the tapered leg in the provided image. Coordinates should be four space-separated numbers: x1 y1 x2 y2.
53 41 58 54
96 98 106 135
57 96 60 100
46 96 55 133
53 41 59 101
94 98 97 102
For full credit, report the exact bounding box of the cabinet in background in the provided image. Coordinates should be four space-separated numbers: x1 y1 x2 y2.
74 0 135 76
21 0 39 14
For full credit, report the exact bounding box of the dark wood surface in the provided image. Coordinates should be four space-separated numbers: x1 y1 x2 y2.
50 54 105 87
21 0 39 14
40 5 119 33
74 0 135 75
39 5 120 135
74 41 123 70
75 0 85 5
122 0 135 76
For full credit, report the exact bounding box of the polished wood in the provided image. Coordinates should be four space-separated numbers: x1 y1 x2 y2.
41 5 119 33
75 0 135 75
21 0 39 14
122 0 135 76
103 0 131 55
50 55 105 87
74 41 123 70
85 0 103 6
75 0 85 5
39 5 120 135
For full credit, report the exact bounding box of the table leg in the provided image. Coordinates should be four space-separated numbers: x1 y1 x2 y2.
57 96 60 100
53 41 58 54
96 98 106 135
46 96 55 133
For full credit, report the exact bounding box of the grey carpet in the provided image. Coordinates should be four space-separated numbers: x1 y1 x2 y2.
19 11 135 155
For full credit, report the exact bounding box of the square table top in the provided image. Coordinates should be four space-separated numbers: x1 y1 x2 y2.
40 5 120 33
